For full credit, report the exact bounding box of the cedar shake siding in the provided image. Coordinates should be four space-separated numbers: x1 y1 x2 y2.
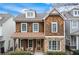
44 15 64 36
16 22 44 32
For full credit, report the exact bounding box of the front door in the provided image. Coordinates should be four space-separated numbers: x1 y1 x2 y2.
36 39 41 51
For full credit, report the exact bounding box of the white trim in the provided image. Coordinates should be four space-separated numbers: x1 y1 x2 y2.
21 23 27 32
51 22 58 33
28 39 33 48
32 23 39 32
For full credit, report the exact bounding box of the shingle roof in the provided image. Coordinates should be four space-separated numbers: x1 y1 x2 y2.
0 14 12 24
14 13 46 22
62 5 79 20
11 32 45 39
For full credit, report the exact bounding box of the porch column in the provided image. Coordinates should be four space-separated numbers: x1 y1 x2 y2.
76 36 79 50
44 39 48 52
20 39 21 48
16 38 19 49
13 39 16 51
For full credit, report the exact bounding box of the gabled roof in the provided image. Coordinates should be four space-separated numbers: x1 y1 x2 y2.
0 14 12 24
62 5 79 20
43 8 65 20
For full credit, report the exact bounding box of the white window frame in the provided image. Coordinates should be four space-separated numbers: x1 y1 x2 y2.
73 10 79 16
48 40 60 51
71 20 78 29
33 23 39 32
21 23 27 32
28 39 33 48
51 22 58 33
26 11 35 18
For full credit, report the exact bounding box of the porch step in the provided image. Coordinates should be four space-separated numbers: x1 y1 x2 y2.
34 52 44 55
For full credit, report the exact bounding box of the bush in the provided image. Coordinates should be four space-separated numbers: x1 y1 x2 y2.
7 51 33 55
45 51 66 55
73 50 79 55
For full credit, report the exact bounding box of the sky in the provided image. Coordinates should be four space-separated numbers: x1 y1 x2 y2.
0 3 52 16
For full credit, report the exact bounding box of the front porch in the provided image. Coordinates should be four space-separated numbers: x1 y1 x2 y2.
70 35 79 50
13 39 44 53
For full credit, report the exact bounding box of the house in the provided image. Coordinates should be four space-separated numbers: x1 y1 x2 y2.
11 8 65 53
0 14 15 53
63 5 79 50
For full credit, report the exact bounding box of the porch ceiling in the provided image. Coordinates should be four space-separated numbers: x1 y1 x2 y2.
11 32 45 39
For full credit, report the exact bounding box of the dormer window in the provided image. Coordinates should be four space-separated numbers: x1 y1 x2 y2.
73 10 79 16
26 11 35 18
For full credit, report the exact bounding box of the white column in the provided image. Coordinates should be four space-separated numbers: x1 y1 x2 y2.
13 39 14 51
16 38 19 48
76 36 79 50
20 39 21 48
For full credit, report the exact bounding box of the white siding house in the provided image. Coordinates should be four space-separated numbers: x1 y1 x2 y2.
0 14 15 53
63 5 79 50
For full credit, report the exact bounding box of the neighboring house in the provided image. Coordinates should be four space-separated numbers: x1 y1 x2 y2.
12 8 65 53
63 6 79 50
0 14 15 53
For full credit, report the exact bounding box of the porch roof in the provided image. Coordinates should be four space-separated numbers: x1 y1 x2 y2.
11 32 45 39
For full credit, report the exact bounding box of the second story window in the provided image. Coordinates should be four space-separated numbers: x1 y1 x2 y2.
33 23 39 32
51 22 58 32
21 23 27 32
73 10 79 16
71 20 78 29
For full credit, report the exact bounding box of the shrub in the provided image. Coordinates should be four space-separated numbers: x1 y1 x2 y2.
45 51 66 55
73 50 79 55
7 51 33 55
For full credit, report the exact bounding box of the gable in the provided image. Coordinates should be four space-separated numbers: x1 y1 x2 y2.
43 8 65 20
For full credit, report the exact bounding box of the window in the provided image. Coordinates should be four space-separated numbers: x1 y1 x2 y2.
51 22 58 32
33 23 39 32
71 36 76 46
28 40 33 48
0 26 2 36
26 11 35 18
71 21 78 29
48 40 60 50
21 23 27 32
73 10 79 16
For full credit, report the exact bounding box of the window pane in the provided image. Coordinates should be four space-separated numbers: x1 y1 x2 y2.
53 24 56 32
57 41 60 50
33 23 39 32
49 41 51 50
29 40 32 47
22 24 26 31
52 41 56 50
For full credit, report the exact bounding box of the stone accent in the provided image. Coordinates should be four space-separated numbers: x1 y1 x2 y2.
44 37 65 52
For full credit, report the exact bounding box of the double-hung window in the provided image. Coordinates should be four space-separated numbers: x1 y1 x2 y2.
28 40 33 48
33 23 39 32
21 23 27 32
71 20 78 29
48 40 60 50
51 22 58 32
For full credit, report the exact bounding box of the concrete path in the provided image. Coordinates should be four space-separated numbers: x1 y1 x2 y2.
34 52 44 55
